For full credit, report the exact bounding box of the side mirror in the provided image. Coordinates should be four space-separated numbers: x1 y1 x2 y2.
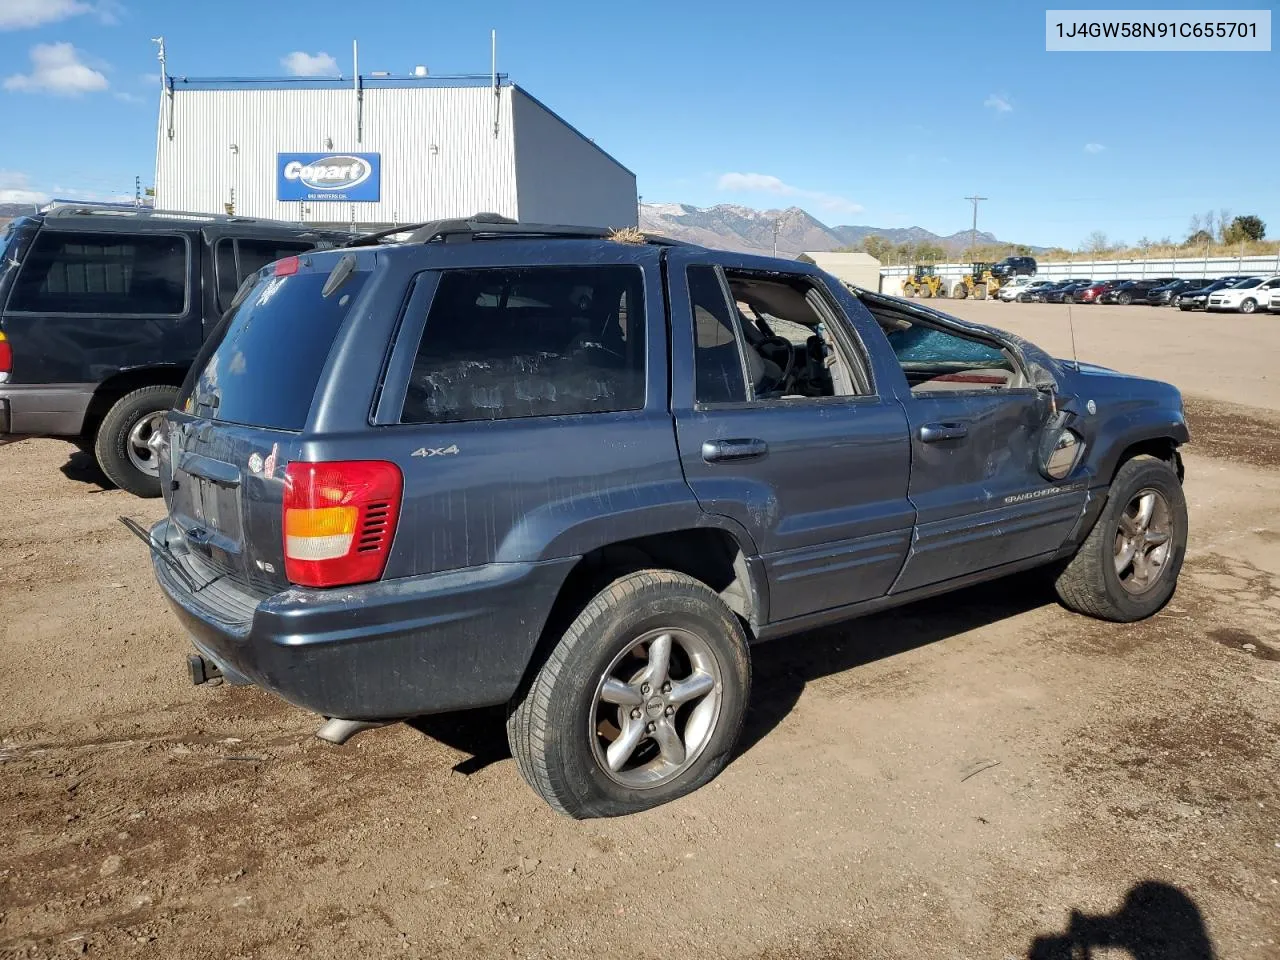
1029 365 1058 393
1037 411 1085 481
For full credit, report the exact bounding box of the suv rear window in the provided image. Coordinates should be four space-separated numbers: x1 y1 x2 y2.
401 265 645 424
214 238 317 311
183 268 369 430
8 230 188 315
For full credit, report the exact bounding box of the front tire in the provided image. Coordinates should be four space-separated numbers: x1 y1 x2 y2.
93 385 178 498
1118 292 1133 305
1054 456 1187 622
1240 298 1257 315
507 570 751 819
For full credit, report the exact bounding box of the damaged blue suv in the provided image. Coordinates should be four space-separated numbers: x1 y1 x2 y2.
142 216 1189 818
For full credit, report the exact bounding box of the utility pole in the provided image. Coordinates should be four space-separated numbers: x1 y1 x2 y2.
772 217 780 258
964 194 987 259
637 194 643 229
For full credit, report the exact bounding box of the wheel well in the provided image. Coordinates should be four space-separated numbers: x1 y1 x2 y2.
81 367 186 441
1113 437 1183 483
513 529 759 704
551 529 756 627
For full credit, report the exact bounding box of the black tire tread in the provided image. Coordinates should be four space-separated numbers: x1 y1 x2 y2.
506 569 748 818
1054 455 1184 622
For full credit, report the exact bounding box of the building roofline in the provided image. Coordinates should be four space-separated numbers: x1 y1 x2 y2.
167 74 507 92
509 84 635 179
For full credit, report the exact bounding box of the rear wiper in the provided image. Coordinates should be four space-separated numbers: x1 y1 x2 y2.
119 516 215 594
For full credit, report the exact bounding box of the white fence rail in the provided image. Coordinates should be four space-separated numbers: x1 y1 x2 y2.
877 253 1280 294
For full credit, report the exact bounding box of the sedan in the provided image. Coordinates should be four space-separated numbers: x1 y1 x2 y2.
1014 280 1060 302
1099 279 1179 305
1207 276 1280 314
1148 278 1214 307
1044 280 1096 303
1075 280 1126 304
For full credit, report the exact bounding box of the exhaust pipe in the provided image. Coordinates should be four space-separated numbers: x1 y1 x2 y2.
315 718 388 745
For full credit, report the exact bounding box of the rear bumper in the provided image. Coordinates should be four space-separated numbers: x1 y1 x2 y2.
0 383 94 437
150 518 576 719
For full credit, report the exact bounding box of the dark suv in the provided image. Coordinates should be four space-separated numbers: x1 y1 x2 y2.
0 205 346 495
142 217 1189 819
990 255 1037 279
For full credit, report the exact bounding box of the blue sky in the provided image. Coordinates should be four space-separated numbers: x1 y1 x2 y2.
0 0 1275 248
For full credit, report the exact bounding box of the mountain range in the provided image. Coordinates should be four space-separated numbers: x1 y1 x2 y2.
639 202 1034 258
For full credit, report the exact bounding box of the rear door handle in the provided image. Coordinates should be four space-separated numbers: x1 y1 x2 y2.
702 438 769 463
919 422 969 443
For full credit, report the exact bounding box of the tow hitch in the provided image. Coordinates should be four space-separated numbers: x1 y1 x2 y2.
188 653 223 686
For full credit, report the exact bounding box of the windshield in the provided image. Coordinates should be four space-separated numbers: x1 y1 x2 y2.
1232 278 1262 289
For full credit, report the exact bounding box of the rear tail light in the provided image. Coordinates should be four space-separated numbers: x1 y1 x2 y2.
274 256 300 277
283 460 402 587
0 332 10 379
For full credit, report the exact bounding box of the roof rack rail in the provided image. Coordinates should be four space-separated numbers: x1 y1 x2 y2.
342 212 687 248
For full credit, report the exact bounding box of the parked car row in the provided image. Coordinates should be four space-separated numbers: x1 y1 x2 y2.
995 274 1280 313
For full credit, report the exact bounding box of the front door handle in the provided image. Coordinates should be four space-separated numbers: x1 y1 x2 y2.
919 422 969 443
702 438 769 463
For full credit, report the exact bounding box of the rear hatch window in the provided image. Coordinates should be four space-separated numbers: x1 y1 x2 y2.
0 218 38 309
181 265 369 431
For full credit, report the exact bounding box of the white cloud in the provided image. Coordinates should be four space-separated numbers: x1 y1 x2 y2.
0 170 49 206
281 51 340 76
983 94 1013 114
716 171 863 215
0 0 120 30
139 72 160 84
114 90 143 103
1083 142 1105 154
4 42 108 95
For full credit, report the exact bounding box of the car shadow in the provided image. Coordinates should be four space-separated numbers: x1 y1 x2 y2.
737 569 1057 756
58 447 113 492
1027 881 1215 960
409 569 1058 776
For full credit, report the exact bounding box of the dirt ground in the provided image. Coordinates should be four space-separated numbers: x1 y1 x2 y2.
2 302 1278 960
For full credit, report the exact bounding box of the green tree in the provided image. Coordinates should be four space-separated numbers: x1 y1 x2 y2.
1224 215 1266 243
1187 229 1214 246
858 234 894 262
916 242 945 263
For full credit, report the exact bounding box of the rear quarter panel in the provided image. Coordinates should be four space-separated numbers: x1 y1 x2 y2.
300 240 699 578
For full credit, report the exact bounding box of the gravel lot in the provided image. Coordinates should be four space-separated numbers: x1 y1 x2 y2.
2 301 1278 959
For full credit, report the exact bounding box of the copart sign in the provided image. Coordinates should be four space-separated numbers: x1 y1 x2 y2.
276 152 381 202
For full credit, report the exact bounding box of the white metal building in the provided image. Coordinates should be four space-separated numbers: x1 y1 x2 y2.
796 251 883 291
153 76 637 230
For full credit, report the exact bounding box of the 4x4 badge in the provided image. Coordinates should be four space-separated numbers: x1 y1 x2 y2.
412 444 460 458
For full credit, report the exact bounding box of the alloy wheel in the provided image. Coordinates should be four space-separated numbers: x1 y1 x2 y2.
590 628 723 789
1113 489 1174 594
126 412 167 477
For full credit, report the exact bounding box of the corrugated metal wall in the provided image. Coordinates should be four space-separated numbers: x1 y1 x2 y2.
154 84 519 225
510 88 638 228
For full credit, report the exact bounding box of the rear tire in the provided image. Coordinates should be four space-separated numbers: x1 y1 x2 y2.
93 385 178 498
1054 456 1187 623
507 570 751 819
1118 292 1133 305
